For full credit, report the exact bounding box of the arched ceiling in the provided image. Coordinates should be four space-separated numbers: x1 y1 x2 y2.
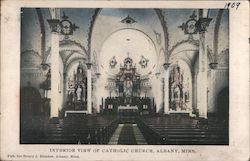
91 9 166 65
21 8 42 53
44 40 88 72
21 8 229 72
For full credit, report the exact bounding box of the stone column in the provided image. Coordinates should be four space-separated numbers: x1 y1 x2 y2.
87 63 92 114
163 63 171 114
47 9 60 118
192 72 197 112
196 9 212 118
209 63 218 113
63 73 67 108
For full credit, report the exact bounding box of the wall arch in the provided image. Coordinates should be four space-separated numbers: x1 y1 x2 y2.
98 28 159 73
65 57 87 74
94 28 162 112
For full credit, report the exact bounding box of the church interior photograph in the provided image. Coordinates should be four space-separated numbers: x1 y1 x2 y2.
20 8 229 145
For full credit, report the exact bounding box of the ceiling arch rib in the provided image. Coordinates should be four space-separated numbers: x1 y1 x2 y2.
43 40 88 68
169 39 199 56
154 9 169 59
87 8 101 58
36 8 46 59
170 51 196 71
60 40 88 55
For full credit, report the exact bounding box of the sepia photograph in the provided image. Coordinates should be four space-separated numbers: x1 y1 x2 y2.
20 8 229 145
0 1 249 161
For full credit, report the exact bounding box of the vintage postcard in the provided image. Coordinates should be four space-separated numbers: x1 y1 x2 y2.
0 0 249 161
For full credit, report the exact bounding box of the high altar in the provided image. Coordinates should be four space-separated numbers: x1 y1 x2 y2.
103 56 155 115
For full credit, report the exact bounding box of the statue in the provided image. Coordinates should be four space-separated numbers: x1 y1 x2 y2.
72 61 87 102
75 85 82 101
169 64 189 111
81 84 86 102
74 61 86 85
124 77 133 97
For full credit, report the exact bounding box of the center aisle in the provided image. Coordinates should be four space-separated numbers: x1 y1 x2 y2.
118 124 137 145
109 124 147 145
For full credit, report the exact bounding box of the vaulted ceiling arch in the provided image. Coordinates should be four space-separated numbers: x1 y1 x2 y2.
87 8 169 63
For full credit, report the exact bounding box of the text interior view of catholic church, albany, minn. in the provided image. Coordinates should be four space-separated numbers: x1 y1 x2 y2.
20 8 229 145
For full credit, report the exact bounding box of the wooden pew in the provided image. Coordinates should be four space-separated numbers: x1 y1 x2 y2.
21 115 119 144
137 115 228 145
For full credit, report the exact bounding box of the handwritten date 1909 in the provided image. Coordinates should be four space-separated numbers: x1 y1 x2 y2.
224 2 240 10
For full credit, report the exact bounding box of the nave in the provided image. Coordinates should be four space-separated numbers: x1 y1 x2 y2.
20 8 229 145
21 114 228 145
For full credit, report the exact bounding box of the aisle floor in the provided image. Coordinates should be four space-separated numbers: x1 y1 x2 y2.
109 124 147 145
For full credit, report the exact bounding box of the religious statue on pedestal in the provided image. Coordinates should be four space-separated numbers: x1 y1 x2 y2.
169 64 189 111
124 77 133 97
73 62 87 102
75 85 82 101
66 61 88 110
74 62 86 85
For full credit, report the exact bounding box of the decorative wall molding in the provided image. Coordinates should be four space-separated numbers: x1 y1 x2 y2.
21 50 42 69
21 72 45 78
91 51 98 74
60 39 87 54
21 49 41 56
87 8 101 61
154 9 169 60
153 30 162 45
48 8 60 19
121 15 137 24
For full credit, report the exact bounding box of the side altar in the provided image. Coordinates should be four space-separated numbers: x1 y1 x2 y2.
63 62 88 116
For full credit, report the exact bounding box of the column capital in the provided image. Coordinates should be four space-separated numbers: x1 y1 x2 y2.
163 62 171 70
41 63 50 71
86 63 92 69
47 19 60 33
209 62 218 69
